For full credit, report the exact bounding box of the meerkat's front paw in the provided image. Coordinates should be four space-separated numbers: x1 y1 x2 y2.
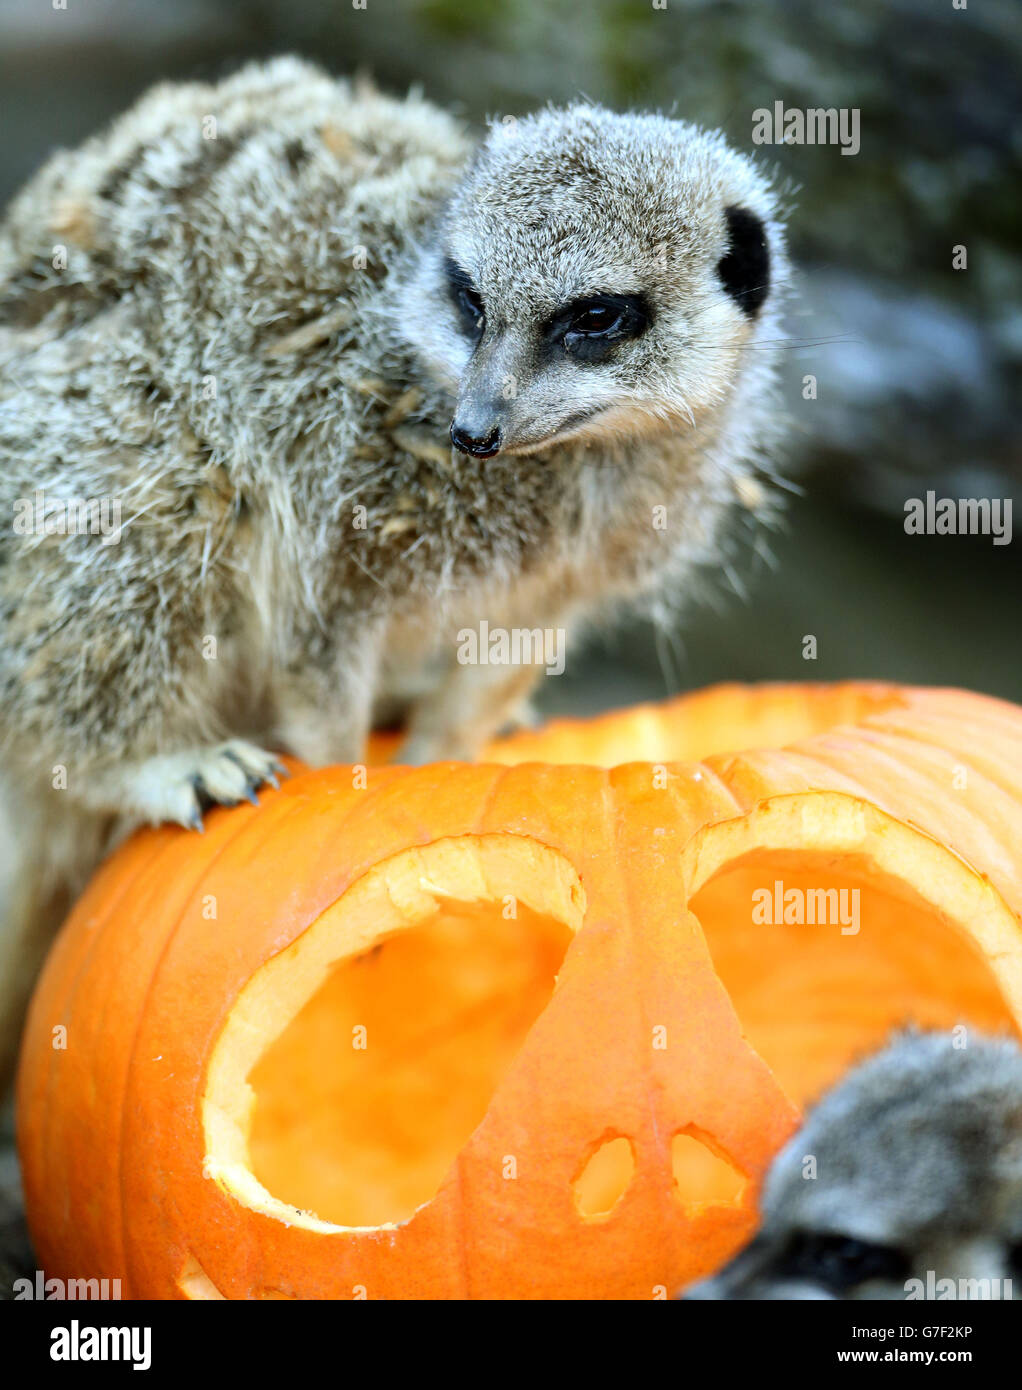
118 741 287 831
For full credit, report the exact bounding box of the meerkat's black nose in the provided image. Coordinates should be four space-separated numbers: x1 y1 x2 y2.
450 423 502 459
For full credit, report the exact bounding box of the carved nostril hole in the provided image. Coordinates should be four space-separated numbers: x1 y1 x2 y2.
573 1134 636 1219
672 1127 746 1210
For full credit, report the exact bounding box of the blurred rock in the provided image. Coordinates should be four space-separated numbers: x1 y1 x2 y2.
782 271 1020 512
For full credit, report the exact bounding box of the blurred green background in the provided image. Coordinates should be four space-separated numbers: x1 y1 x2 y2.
1 0 1019 707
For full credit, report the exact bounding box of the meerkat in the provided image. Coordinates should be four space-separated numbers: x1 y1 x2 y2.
685 1031 1022 1300
0 56 788 1082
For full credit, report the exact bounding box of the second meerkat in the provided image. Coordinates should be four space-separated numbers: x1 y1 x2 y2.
0 57 788 1077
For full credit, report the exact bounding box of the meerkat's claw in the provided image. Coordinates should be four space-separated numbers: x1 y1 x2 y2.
190 773 241 812
111 742 284 830
220 754 261 805
219 741 284 788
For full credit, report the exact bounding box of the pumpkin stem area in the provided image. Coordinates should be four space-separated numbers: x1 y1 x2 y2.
202 836 583 1231
683 794 1022 1108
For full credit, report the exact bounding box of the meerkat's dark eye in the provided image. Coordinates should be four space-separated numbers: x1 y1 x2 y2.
444 257 485 336
718 205 770 319
549 292 650 363
456 284 484 327
778 1231 910 1293
569 303 620 334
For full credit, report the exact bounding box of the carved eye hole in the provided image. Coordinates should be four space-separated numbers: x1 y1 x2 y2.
778 1231 910 1292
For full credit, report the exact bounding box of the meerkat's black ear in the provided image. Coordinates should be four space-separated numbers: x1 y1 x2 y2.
717 206 770 318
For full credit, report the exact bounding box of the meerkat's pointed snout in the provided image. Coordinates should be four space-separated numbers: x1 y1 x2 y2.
448 318 525 455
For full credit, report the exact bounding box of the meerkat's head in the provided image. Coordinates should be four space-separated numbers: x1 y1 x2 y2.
397 104 785 459
686 1032 1022 1300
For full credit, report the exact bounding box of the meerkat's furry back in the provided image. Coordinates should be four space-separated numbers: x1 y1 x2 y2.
0 58 472 772
0 58 473 1079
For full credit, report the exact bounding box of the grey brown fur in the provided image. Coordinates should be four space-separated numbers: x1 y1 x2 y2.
687 1031 1022 1299
0 57 787 1082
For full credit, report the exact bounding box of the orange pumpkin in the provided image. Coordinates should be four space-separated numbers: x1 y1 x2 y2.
17 681 1022 1299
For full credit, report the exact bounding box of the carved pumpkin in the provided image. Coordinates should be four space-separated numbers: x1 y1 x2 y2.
17 682 1022 1299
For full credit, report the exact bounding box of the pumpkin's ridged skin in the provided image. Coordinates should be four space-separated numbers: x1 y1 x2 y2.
17 682 1022 1299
